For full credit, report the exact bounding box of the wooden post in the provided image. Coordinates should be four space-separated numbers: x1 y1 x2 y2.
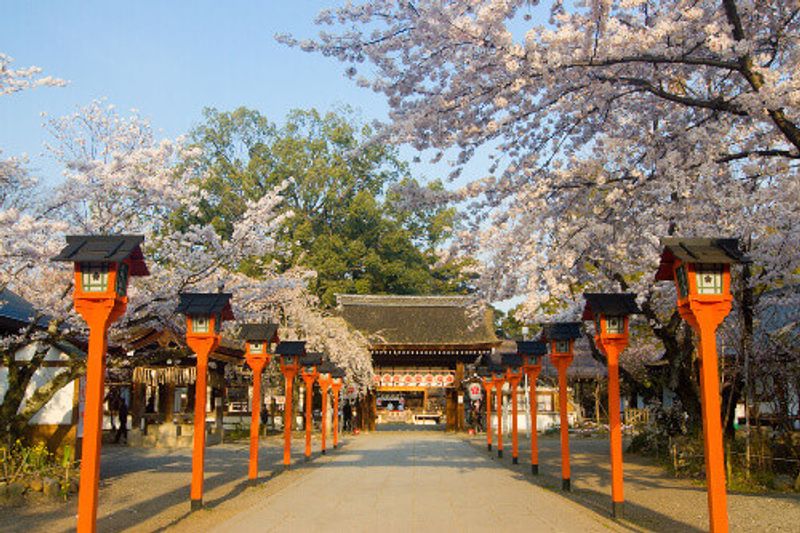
494 377 504 458
678 287 732 533
246 359 267 483
318 375 332 454
596 337 627 518
331 381 342 448
301 371 317 460
280 361 298 467
74 298 124 533
507 371 522 464
455 362 466 431
186 336 218 511
524 364 542 475
555 356 573 491
482 379 493 451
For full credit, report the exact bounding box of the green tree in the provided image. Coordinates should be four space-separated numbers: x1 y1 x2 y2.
182 106 473 305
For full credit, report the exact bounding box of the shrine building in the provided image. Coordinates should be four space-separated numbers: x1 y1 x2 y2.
337 294 501 430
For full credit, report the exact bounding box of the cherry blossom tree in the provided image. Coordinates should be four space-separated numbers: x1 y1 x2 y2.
0 53 66 96
283 0 800 429
1 101 372 440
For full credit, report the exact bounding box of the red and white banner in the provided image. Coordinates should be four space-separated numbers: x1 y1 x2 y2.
374 371 457 388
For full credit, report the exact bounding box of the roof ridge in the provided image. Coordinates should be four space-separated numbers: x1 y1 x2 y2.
336 294 476 308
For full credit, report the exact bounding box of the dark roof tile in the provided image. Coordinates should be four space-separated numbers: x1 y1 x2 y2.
175 293 234 320
0 288 49 329
516 340 547 356
239 323 279 343
582 293 640 320
541 322 582 341
337 294 498 347
52 235 149 276
656 237 749 280
501 353 523 368
300 352 324 367
275 341 306 356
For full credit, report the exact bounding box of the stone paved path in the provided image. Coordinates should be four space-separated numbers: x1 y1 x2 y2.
208 431 621 533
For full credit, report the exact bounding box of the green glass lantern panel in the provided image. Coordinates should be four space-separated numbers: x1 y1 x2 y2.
606 315 624 334
115 263 129 297
81 263 109 293
696 264 724 295
556 340 570 353
676 264 689 298
214 313 222 333
192 316 210 333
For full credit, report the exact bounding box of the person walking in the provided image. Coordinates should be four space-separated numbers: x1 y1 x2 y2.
343 400 353 432
114 398 129 444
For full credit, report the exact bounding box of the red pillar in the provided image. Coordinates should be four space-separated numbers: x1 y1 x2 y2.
507 372 522 464
318 375 332 454
281 363 298 467
331 382 342 448
683 302 731 533
494 377 504 458
74 298 124 533
555 356 573 491
597 339 626 518
247 359 267 483
301 371 318 461
186 336 218 510
482 380 493 451
524 365 542 475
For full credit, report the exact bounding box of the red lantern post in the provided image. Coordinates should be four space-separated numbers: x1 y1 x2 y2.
299 353 322 461
656 238 748 533
275 341 306 468
583 293 640 519
518 341 546 475
504 359 523 465
543 322 582 491
331 370 344 449
479 372 494 451
52 235 148 533
176 293 234 511
491 367 506 459
240 323 279 484
316 363 335 455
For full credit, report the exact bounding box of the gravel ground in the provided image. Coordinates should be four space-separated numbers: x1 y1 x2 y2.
467 431 800 532
0 429 797 532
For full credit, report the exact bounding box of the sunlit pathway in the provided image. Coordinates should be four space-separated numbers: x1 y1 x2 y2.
209 431 620 533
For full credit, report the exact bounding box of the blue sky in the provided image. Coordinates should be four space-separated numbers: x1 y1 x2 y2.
2 1 535 310
1 1 392 182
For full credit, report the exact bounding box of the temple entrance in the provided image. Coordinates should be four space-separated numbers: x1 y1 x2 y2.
338 294 501 432
376 387 445 425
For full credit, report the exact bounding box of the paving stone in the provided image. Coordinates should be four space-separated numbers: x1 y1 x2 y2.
208 432 620 533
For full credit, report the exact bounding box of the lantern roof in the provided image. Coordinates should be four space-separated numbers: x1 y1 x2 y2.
275 341 306 356
500 353 523 368
239 323 279 344
655 237 749 280
476 366 492 378
51 235 149 276
581 293 640 320
175 293 234 320
516 340 547 356
541 322 582 341
478 352 510 373
300 352 324 367
319 361 345 378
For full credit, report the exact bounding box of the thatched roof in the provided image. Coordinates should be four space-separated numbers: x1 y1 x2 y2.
337 294 499 349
